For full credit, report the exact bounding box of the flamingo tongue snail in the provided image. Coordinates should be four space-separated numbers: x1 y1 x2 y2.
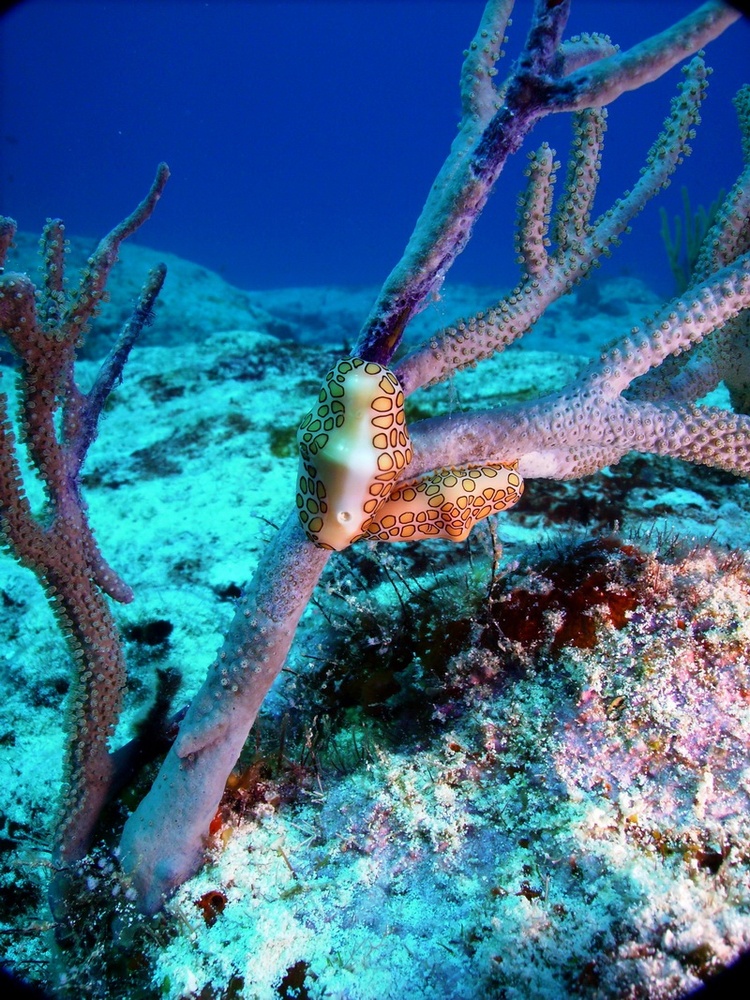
296 358 523 551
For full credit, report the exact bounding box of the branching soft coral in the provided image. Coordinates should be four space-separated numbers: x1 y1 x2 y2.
119 1 748 915
0 164 169 913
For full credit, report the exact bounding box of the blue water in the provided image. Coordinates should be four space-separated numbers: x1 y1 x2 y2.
1 1 748 297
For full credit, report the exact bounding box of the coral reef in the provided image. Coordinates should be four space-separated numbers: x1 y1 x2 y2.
1 2 749 996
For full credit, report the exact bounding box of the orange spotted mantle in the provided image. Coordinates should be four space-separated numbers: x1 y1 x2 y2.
296 358 523 551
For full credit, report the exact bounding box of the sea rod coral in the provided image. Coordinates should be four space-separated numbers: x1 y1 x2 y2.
115 0 749 916
0 164 169 911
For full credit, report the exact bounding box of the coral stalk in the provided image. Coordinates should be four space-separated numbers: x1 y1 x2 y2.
0 165 168 912
120 3 743 913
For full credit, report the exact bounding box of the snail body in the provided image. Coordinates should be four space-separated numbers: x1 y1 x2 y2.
296 359 412 551
296 358 523 550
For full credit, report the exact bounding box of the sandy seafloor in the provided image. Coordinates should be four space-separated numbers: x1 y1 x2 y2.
1 237 750 999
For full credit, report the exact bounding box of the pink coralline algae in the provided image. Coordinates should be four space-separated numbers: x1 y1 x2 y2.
553 544 750 838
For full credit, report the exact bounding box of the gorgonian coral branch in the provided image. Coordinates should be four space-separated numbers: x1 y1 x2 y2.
400 245 750 484
555 1 739 109
119 3 743 916
355 1 738 367
0 166 168 916
627 85 750 409
396 56 709 396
